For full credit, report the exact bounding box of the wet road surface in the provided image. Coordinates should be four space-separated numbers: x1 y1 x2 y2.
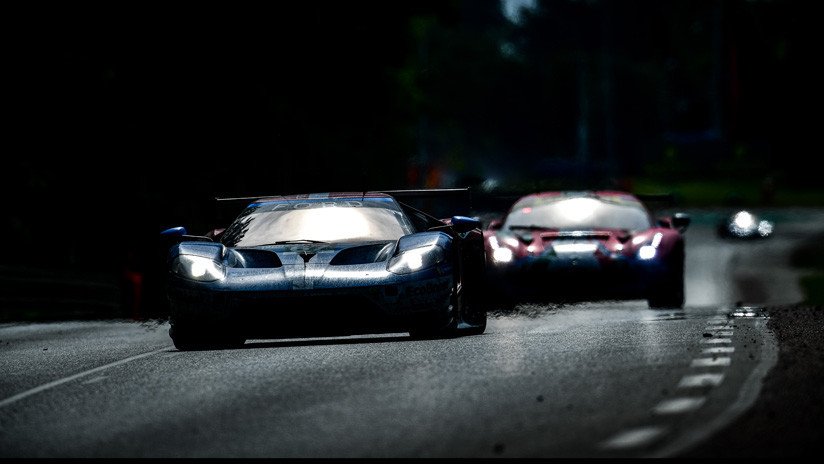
0 209 820 457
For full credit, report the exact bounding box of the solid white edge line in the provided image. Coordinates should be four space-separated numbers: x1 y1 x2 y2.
0 346 171 409
649 318 778 458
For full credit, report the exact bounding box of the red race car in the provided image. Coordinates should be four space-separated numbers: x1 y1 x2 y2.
483 191 690 308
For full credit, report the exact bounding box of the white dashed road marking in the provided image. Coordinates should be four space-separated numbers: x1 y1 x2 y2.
600 426 667 450
652 315 776 458
653 397 707 415
678 373 725 388
702 338 732 344
704 324 731 330
599 309 741 454
691 357 732 367
701 346 735 354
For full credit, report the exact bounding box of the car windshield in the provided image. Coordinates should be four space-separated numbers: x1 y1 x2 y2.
503 196 652 232
221 198 415 247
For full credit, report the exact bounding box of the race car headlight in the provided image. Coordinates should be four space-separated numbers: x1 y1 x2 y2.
489 235 514 263
172 255 225 282
492 247 513 263
387 245 445 274
638 245 657 260
757 220 774 237
637 232 663 260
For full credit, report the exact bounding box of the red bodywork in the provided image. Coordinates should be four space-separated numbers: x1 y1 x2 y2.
483 191 688 308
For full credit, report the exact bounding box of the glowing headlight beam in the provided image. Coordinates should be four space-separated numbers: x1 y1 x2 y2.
190 260 208 278
651 232 663 248
387 245 445 274
174 255 225 282
733 211 755 230
638 245 657 260
492 247 514 263
635 232 664 260
404 249 425 271
757 220 774 237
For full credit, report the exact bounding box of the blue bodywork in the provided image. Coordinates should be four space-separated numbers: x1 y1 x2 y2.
163 193 486 348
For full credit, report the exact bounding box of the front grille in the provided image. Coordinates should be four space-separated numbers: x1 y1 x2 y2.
227 290 413 337
510 266 645 301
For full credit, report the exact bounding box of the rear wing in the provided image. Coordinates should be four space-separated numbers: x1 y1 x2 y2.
375 188 473 221
211 187 475 226
213 195 266 226
373 188 473 231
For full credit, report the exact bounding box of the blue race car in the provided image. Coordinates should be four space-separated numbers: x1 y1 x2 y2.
161 191 487 350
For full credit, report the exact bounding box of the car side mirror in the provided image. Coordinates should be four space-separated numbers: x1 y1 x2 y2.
451 215 482 234
161 226 187 237
488 219 503 231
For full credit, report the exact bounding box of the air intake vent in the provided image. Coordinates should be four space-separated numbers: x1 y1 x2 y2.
232 249 283 268
541 231 612 241
330 243 394 265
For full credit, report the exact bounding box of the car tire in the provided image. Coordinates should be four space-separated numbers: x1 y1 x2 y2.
462 311 487 336
461 291 488 336
408 288 460 339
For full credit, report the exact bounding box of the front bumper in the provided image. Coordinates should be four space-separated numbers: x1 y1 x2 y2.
167 266 454 338
486 253 671 302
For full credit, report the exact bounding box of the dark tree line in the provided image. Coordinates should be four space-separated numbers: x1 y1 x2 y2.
3 0 818 277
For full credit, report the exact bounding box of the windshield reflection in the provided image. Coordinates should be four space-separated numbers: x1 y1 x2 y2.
221 200 415 247
504 197 652 231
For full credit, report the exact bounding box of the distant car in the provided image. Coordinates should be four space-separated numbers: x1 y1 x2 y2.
484 191 690 308
717 210 774 239
161 192 487 350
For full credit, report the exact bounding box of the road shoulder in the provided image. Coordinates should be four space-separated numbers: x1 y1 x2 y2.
677 304 824 458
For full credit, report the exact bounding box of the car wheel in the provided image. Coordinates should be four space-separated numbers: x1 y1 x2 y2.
461 291 487 336
462 311 487 336
408 288 460 339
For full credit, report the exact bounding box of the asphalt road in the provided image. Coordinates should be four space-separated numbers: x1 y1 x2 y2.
1 209 821 458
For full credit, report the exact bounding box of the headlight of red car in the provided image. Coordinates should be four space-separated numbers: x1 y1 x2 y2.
637 232 664 261
488 236 517 264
